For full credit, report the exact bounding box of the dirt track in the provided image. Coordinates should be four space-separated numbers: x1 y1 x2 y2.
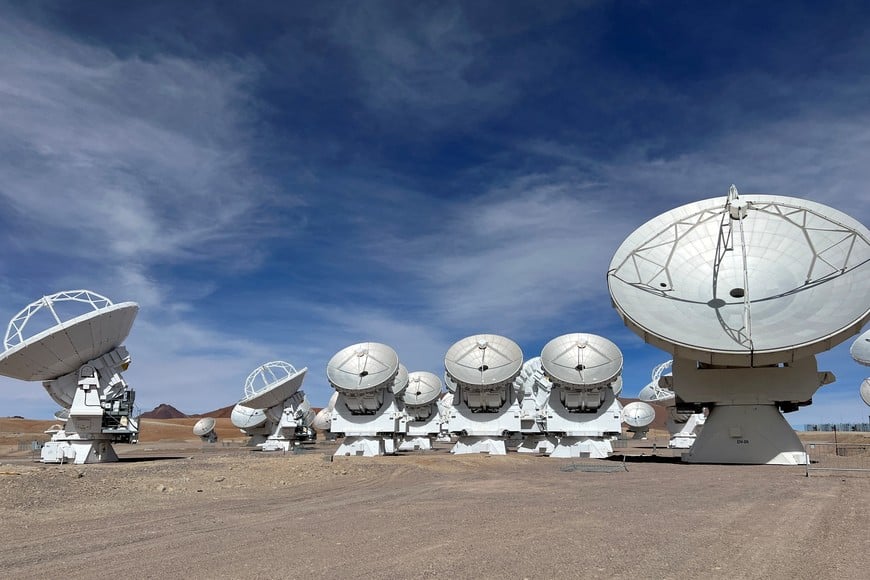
1 440 868 580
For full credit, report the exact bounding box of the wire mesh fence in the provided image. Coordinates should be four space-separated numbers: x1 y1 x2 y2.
804 441 870 475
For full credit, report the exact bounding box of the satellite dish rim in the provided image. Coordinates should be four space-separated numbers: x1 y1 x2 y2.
403 371 443 406
326 342 400 393
540 333 622 389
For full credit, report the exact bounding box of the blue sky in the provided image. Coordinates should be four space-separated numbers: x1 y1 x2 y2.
0 1 867 425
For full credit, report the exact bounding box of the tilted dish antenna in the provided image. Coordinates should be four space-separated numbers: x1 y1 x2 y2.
852 329 870 366
608 187 869 366
861 378 870 407
327 342 399 393
0 290 140 464
637 360 675 402
241 361 307 409
607 186 870 464
193 417 218 443
403 371 443 407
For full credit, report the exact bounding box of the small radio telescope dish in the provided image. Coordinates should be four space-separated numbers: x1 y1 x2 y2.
231 403 268 430
540 333 622 389
54 408 70 423
852 329 870 366
608 189 870 366
622 401 656 428
403 371 443 406
444 334 523 389
312 407 333 431
861 378 870 406
327 342 399 393
392 364 410 396
193 417 218 443
0 290 138 381
443 371 457 393
241 361 308 409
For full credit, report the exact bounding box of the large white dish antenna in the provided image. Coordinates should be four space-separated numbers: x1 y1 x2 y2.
241 361 308 409
231 403 268 429
327 342 399 393
444 334 523 389
0 290 138 381
861 378 870 406
622 401 656 428
852 329 870 366
540 333 622 389
403 371 443 406
608 190 870 366
637 360 675 402
193 417 217 437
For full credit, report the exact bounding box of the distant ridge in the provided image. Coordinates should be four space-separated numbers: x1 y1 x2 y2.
191 403 234 419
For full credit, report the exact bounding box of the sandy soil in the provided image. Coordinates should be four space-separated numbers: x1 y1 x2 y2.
1 420 868 579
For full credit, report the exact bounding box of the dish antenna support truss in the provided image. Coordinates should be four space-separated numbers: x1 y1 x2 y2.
0 290 140 464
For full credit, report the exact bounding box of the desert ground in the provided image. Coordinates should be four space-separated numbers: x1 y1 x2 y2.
1 418 869 580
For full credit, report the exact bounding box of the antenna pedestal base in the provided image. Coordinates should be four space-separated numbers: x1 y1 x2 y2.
682 404 807 465
41 437 119 464
516 435 557 454
550 437 613 459
450 437 506 455
335 436 396 457
398 436 432 451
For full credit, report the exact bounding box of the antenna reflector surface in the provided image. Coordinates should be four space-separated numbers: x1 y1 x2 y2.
444 334 523 389
193 417 217 437
241 361 308 409
861 378 870 406
540 333 622 389
403 371 443 406
327 342 399 393
231 403 268 429
392 364 410 396
608 194 870 366
622 401 656 428
852 329 870 366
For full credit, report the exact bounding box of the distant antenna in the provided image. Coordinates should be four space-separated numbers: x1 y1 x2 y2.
622 401 656 439
399 371 444 451
861 378 870 407
0 290 140 464
193 417 218 443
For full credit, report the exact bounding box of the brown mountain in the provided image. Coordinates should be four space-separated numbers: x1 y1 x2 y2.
191 403 235 419
140 403 188 419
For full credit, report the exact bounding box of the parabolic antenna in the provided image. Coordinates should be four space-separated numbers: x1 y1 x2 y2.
622 401 656 428
444 334 523 389
443 371 457 393
54 408 69 423
403 371 443 406
327 342 399 393
861 378 870 406
312 408 332 431
852 329 870 366
607 189 870 366
392 364 410 396
231 403 268 430
637 360 675 402
0 290 138 381
540 333 622 389
193 417 217 438
241 361 308 409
